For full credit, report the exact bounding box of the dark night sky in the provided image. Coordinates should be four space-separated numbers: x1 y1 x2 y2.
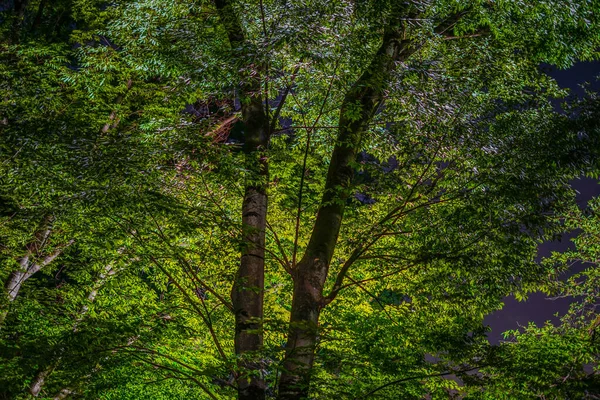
484 61 600 344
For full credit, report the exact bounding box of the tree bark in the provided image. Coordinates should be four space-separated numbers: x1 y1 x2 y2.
232 96 269 399
53 388 73 400
277 9 417 399
214 1 270 398
30 0 47 31
29 368 51 397
0 216 54 326
11 0 29 42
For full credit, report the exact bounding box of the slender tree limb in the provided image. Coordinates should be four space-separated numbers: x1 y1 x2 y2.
144 207 234 312
22 239 75 281
348 276 399 325
291 54 344 268
266 221 292 274
443 32 487 40
109 217 229 363
327 263 418 296
357 365 486 399
126 352 221 400
101 79 133 134
268 64 301 134
147 253 229 363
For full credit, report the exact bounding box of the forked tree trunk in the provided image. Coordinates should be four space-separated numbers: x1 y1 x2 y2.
277 10 418 399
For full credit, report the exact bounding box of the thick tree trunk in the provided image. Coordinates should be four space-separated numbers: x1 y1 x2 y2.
30 0 47 31
213 2 270 398
277 9 417 399
277 264 326 399
277 125 357 399
232 96 269 400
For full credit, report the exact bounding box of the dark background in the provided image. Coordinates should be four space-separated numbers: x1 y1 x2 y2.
485 61 600 343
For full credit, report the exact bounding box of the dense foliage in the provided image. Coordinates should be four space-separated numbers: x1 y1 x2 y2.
1 0 599 399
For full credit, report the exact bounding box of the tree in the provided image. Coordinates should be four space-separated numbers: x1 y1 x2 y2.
1 0 600 399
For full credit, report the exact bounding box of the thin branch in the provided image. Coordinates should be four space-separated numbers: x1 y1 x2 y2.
324 90 480 300
23 239 75 280
331 264 417 294
324 262 418 305
291 124 312 268
126 351 221 400
291 54 343 268
273 125 338 134
108 217 229 363
259 0 269 134
443 33 487 40
179 255 234 313
357 365 486 399
147 254 229 363
125 345 208 376
266 220 292 274
325 137 444 297
101 79 133 134
269 64 301 133
142 201 234 312
347 276 398 326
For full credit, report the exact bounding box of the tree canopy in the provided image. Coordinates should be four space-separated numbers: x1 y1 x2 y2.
1 0 600 399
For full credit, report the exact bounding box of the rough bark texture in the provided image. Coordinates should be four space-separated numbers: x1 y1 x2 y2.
214 1 269 398
232 96 269 400
277 10 417 399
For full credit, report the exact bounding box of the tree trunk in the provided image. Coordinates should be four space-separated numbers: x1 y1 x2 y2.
30 0 47 31
213 2 270 398
277 8 417 399
277 264 326 399
11 0 29 42
232 95 269 400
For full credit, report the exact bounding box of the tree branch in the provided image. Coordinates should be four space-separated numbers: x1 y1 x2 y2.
356 365 485 399
23 239 75 281
268 64 301 133
266 221 292 274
